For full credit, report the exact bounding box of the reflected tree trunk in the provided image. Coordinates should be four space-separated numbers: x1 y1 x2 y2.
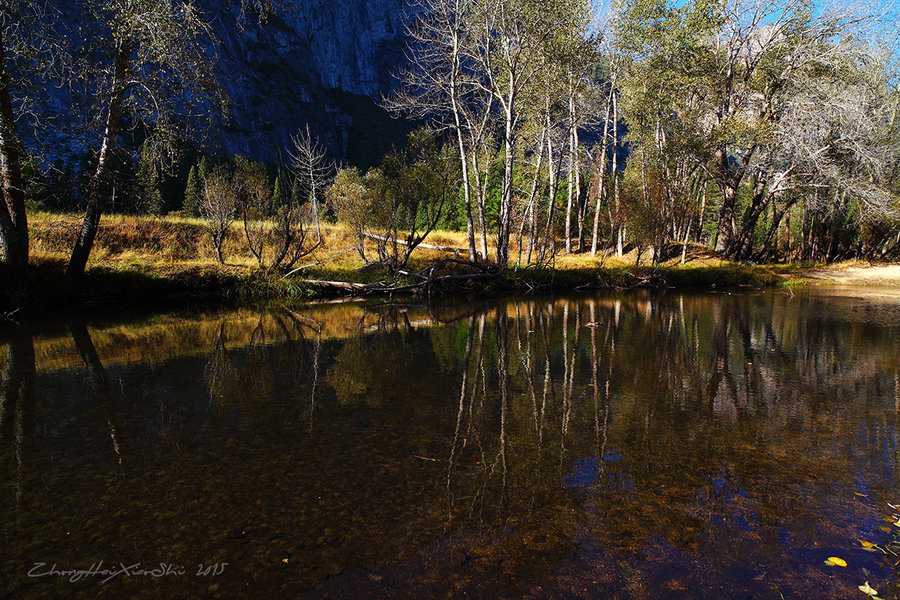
495 305 509 518
1 325 35 534
308 328 322 435
446 315 476 533
69 319 129 476
205 321 232 414
280 309 325 435
589 301 611 484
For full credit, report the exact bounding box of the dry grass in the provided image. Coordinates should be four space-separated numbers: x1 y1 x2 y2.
20 211 795 307
27 211 741 275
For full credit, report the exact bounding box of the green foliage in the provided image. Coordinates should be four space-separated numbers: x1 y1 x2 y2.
482 159 504 233
326 168 370 232
183 165 203 217
324 129 460 267
136 144 165 216
271 175 284 213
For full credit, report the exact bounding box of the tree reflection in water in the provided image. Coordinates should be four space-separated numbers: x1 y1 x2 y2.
0 322 35 559
1 291 899 599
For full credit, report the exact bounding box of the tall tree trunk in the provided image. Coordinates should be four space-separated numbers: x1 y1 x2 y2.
611 94 623 257
0 30 29 308
730 175 770 260
590 90 613 257
696 181 707 243
540 109 561 264
470 150 489 261
448 20 476 262
713 140 756 255
517 128 545 268
565 76 576 254
66 38 132 288
455 128 477 262
713 147 737 253
497 95 515 268
574 128 585 252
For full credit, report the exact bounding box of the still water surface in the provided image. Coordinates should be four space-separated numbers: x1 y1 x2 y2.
2 289 900 599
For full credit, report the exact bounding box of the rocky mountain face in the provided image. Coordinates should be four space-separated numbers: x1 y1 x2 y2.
211 0 414 166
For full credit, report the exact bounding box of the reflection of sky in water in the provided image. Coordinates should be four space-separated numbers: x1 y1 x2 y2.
564 452 634 493
698 474 756 533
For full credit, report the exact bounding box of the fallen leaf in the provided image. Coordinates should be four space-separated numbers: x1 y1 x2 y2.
824 556 848 567
855 492 870 497
859 540 876 548
858 581 878 596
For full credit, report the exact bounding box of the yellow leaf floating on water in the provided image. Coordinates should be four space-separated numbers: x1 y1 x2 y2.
856 492 870 497
858 581 878 597
859 539 876 549
824 556 848 567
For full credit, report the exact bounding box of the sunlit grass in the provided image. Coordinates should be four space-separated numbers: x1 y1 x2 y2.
22 210 801 304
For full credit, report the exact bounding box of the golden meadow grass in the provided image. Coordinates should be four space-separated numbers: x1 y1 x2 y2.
22 210 805 300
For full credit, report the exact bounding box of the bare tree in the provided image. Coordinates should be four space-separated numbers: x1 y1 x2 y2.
288 124 332 246
200 171 237 265
466 0 547 267
388 0 484 262
270 164 321 271
234 157 270 268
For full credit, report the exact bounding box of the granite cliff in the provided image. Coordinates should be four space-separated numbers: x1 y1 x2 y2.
211 0 414 166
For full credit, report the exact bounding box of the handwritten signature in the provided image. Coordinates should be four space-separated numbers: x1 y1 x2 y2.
28 561 228 583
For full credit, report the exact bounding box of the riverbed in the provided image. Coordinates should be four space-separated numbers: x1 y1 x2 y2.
2 288 899 599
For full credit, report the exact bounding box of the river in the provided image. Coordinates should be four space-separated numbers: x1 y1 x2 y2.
2 288 899 599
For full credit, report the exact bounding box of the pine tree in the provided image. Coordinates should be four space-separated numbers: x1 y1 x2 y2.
136 146 164 215
272 175 283 213
184 165 202 217
198 156 211 182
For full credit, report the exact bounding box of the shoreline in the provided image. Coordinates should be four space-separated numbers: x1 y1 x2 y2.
4 259 898 317
7 212 897 315
788 264 900 287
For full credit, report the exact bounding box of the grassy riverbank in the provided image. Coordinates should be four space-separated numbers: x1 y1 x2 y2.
8 211 891 311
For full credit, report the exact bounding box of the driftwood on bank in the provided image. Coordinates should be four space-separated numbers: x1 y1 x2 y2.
302 271 497 298
293 236 496 297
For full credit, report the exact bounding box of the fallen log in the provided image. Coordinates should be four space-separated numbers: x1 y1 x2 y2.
302 271 497 297
302 279 372 291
